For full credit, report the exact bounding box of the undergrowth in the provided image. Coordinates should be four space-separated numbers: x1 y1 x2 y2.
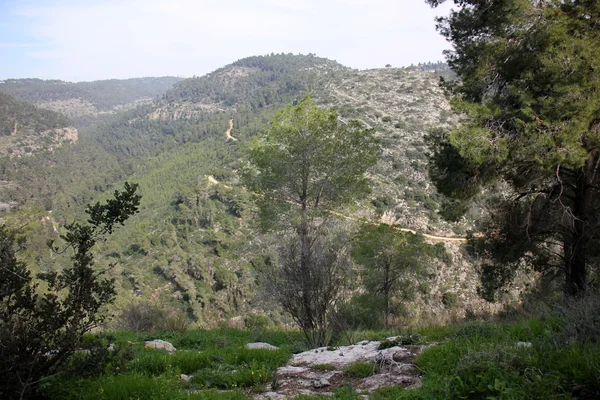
39 307 600 400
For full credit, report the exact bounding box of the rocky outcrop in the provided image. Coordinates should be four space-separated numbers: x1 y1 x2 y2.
145 339 176 353
255 338 423 399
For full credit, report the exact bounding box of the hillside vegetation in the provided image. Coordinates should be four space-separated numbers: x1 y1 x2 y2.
0 76 182 123
0 92 76 159
1 54 491 330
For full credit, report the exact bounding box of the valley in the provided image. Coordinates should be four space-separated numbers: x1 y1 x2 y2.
0 54 494 328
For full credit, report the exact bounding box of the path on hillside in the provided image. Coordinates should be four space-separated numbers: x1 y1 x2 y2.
206 175 467 243
225 119 237 141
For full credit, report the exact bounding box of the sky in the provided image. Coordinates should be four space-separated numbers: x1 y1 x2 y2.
0 0 453 82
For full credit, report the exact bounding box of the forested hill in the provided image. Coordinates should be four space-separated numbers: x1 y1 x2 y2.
0 76 182 123
164 54 348 106
2 54 488 327
0 92 76 158
0 92 70 136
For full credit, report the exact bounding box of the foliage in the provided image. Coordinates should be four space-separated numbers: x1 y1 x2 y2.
351 224 448 326
0 92 70 137
0 182 140 399
245 96 380 347
270 226 353 348
1 54 459 326
115 300 190 333
371 317 600 400
426 0 600 297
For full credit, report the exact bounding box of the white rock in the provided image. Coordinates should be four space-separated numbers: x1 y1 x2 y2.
516 341 532 348
246 342 279 350
312 378 330 388
180 374 191 383
145 339 176 353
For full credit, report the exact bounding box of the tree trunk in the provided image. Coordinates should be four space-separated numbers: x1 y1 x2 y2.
565 170 590 297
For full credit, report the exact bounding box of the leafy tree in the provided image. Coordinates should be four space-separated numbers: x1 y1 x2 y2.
426 0 600 297
352 224 446 326
0 182 140 399
245 96 380 346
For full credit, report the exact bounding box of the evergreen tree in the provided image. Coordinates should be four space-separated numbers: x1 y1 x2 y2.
244 96 380 345
426 0 600 297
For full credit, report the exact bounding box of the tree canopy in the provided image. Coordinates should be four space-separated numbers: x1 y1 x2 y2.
245 96 380 214
427 0 600 297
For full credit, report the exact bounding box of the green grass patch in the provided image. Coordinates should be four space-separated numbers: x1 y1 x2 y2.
313 363 336 371
343 361 380 378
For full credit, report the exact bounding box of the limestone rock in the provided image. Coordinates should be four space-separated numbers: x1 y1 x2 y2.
145 339 176 353
312 378 330 389
246 342 279 350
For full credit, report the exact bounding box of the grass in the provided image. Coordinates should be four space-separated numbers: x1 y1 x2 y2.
370 318 600 400
343 361 380 378
40 314 600 400
42 329 296 400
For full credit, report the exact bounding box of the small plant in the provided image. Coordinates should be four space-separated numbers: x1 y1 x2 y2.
343 361 379 378
378 333 421 350
442 292 459 308
313 363 336 371
378 338 399 350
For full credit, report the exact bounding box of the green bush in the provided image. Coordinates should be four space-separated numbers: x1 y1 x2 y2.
244 314 274 331
115 301 169 332
441 292 458 308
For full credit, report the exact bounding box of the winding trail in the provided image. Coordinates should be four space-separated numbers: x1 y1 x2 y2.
206 175 467 243
225 119 237 141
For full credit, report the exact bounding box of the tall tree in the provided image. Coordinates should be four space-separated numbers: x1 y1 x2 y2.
245 96 380 345
426 0 600 297
352 224 448 326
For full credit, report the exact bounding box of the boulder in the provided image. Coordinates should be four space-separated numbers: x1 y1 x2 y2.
145 339 176 353
246 342 279 350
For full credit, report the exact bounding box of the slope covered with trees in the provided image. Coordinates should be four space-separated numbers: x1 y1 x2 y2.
0 77 182 124
0 92 76 159
2 54 486 328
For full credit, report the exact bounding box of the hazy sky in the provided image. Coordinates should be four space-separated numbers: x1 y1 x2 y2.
0 0 453 82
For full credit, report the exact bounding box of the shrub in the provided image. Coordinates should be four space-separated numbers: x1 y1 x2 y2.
0 183 140 400
244 314 274 331
441 292 459 308
559 293 600 344
159 309 191 333
115 301 169 332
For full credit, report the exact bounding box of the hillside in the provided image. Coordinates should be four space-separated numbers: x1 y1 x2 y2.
0 92 77 158
0 76 182 124
2 54 497 327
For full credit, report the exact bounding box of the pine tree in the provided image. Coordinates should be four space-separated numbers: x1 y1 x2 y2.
426 0 600 297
